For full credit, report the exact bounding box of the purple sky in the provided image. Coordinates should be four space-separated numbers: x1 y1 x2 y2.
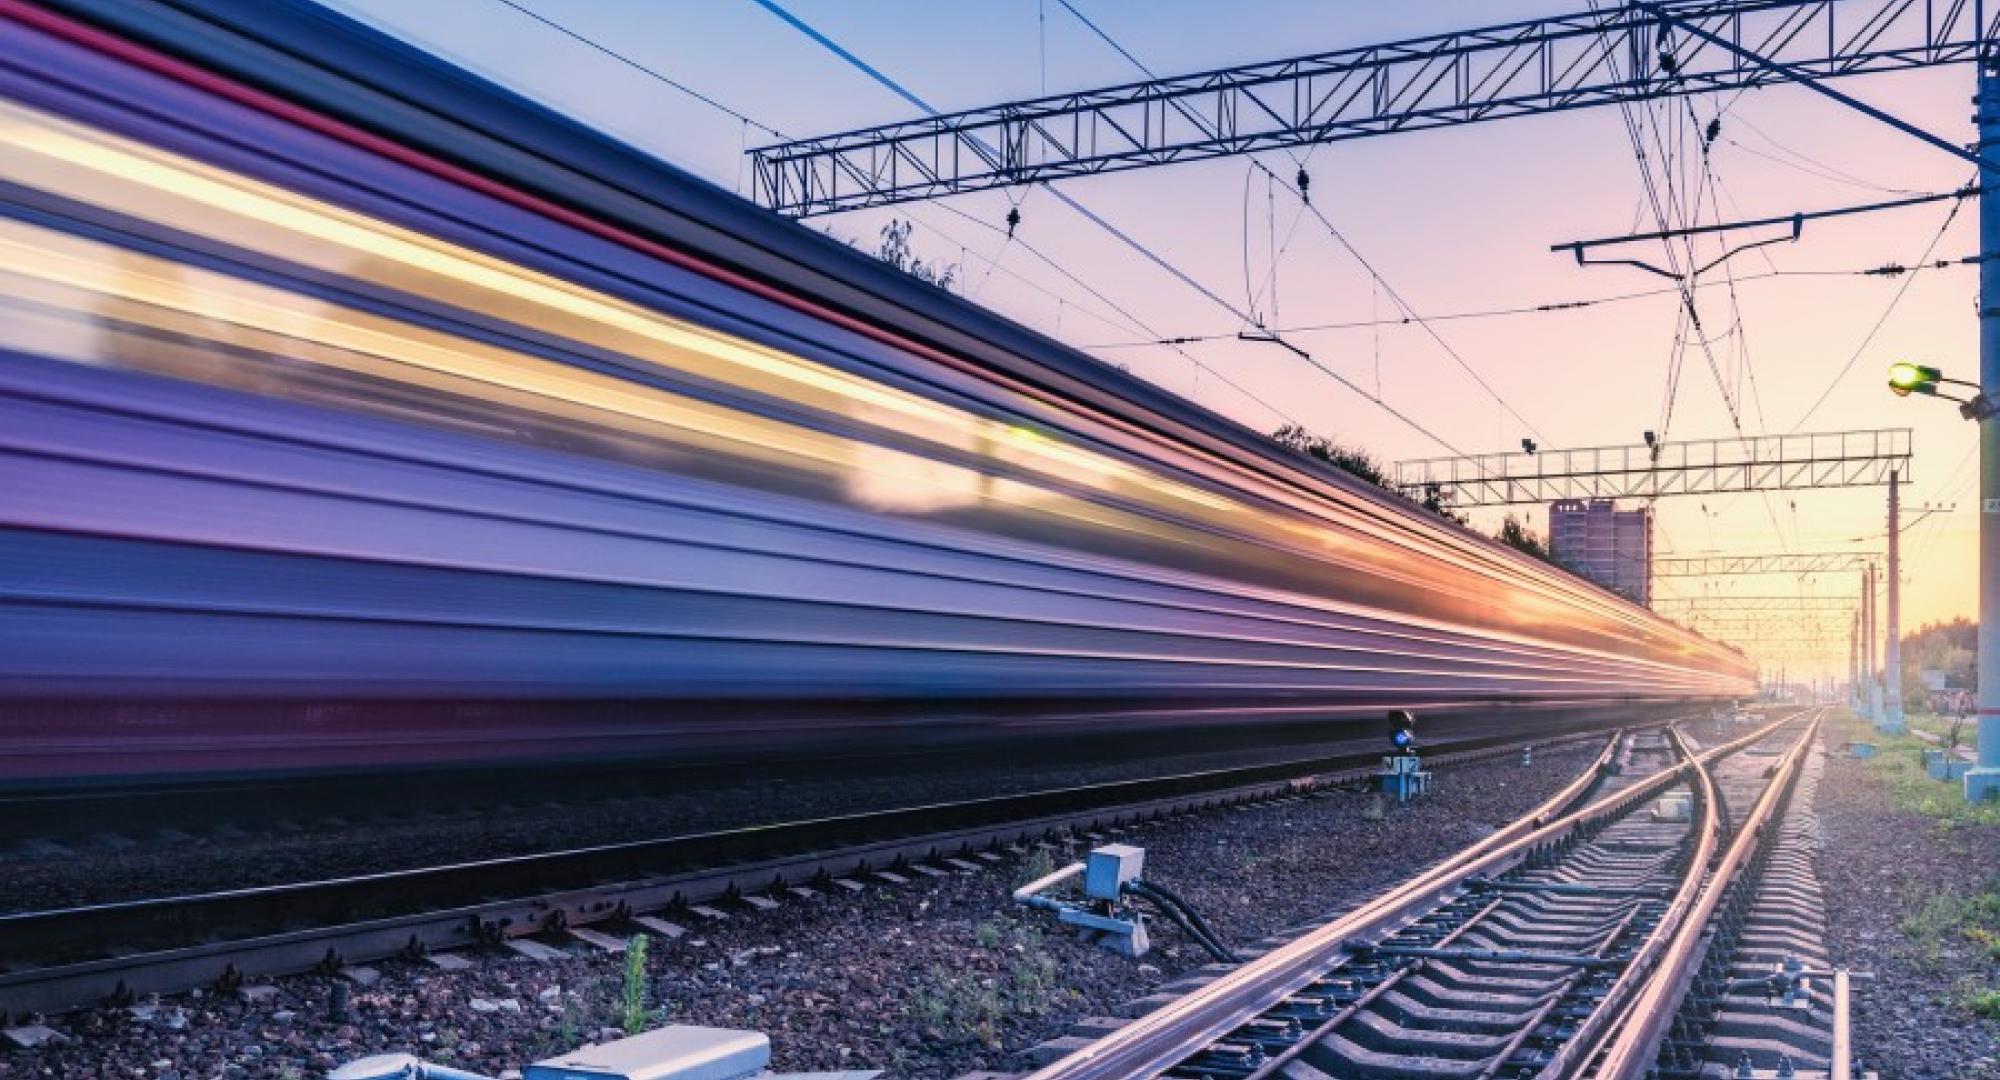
327 0 1985 678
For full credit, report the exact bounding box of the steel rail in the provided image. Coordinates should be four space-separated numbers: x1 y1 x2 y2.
1591 709 1824 1079
0 723 1611 1023
1020 709 1810 1080
1235 724 1716 1080
1227 732 1630 1080
1529 724 1727 1077
1230 737 1655 1080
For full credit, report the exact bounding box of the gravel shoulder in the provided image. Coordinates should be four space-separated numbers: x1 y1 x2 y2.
1819 713 2000 1080
1 739 1604 1080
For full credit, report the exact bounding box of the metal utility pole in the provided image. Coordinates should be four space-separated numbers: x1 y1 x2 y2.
1884 470 1906 733
1968 56 2000 801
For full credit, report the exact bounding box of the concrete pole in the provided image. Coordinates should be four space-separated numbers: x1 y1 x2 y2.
1850 614 1860 710
1883 469 1906 733
1856 564 1872 724
1968 56 2000 801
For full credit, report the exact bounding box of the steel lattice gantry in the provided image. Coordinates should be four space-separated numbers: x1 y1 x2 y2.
1674 612 1856 630
750 0 2000 215
1391 428 1909 507
1653 595 1860 610
1653 551 1879 575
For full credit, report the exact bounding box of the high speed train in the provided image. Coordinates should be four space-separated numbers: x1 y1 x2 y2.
0 0 1752 788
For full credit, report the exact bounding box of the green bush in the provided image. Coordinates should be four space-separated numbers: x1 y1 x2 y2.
1967 988 2000 1019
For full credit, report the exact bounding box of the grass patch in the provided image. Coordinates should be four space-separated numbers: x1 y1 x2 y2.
908 921 1071 1050
1895 884 2000 1019
621 934 651 1035
1016 847 1059 889
1901 890 2000 967
1968 988 2000 1019
1838 712 2000 828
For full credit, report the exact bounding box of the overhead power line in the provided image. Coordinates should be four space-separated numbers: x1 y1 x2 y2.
747 0 1490 458
484 0 1297 427
490 0 784 138
1083 259 1970 350
1790 189 1971 431
747 0 1257 327
1047 0 1545 443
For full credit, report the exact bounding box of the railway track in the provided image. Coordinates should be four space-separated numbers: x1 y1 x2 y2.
0 722 1613 1025
999 708 1831 1080
1642 716 1846 1079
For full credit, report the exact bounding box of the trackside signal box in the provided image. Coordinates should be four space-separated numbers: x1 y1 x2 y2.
1378 709 1430 802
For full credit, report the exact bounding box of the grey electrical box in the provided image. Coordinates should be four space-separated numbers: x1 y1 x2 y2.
1083 843 1145 901
525 1026 770 1080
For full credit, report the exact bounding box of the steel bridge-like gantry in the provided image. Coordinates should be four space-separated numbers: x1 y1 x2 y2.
1653 551 1879 575
1392 429 1910 507
751 0 1999 216
1676 612 1855 630
1654 595 1860 610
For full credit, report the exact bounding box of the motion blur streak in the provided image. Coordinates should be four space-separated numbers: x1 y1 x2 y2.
0 0 1752 787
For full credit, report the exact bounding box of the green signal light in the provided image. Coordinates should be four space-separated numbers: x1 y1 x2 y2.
1887 361 1941 397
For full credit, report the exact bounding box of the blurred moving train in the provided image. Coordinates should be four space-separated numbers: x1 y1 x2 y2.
0 0 1753 788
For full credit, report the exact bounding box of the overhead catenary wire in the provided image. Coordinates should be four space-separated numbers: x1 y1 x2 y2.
748 0 1495 458
1687 101 1774 525
482 0 1300 428
1789 189 1970 431
747 0 1259 328
1588 10 1798 554
489 0 784 139
1082 260 1963 349
928 200 1304 426
1050 0 1544 446
1724 110 1927 197
491 0 1133 341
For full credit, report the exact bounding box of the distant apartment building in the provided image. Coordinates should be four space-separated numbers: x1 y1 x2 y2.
1548 499 1652 605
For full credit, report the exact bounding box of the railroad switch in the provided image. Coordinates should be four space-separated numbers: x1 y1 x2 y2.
1013 844 1150 957
1012 844 1239 962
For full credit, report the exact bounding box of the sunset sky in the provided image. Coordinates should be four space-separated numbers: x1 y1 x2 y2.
329 0 1985 679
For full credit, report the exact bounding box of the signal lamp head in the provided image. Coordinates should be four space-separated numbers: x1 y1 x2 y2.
1887 361 1942 397
1387 708 1417 751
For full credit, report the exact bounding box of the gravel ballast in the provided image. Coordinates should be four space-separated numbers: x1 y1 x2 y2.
2 727 1546 915
2 740 1605 1080
1819 716 2000 1080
